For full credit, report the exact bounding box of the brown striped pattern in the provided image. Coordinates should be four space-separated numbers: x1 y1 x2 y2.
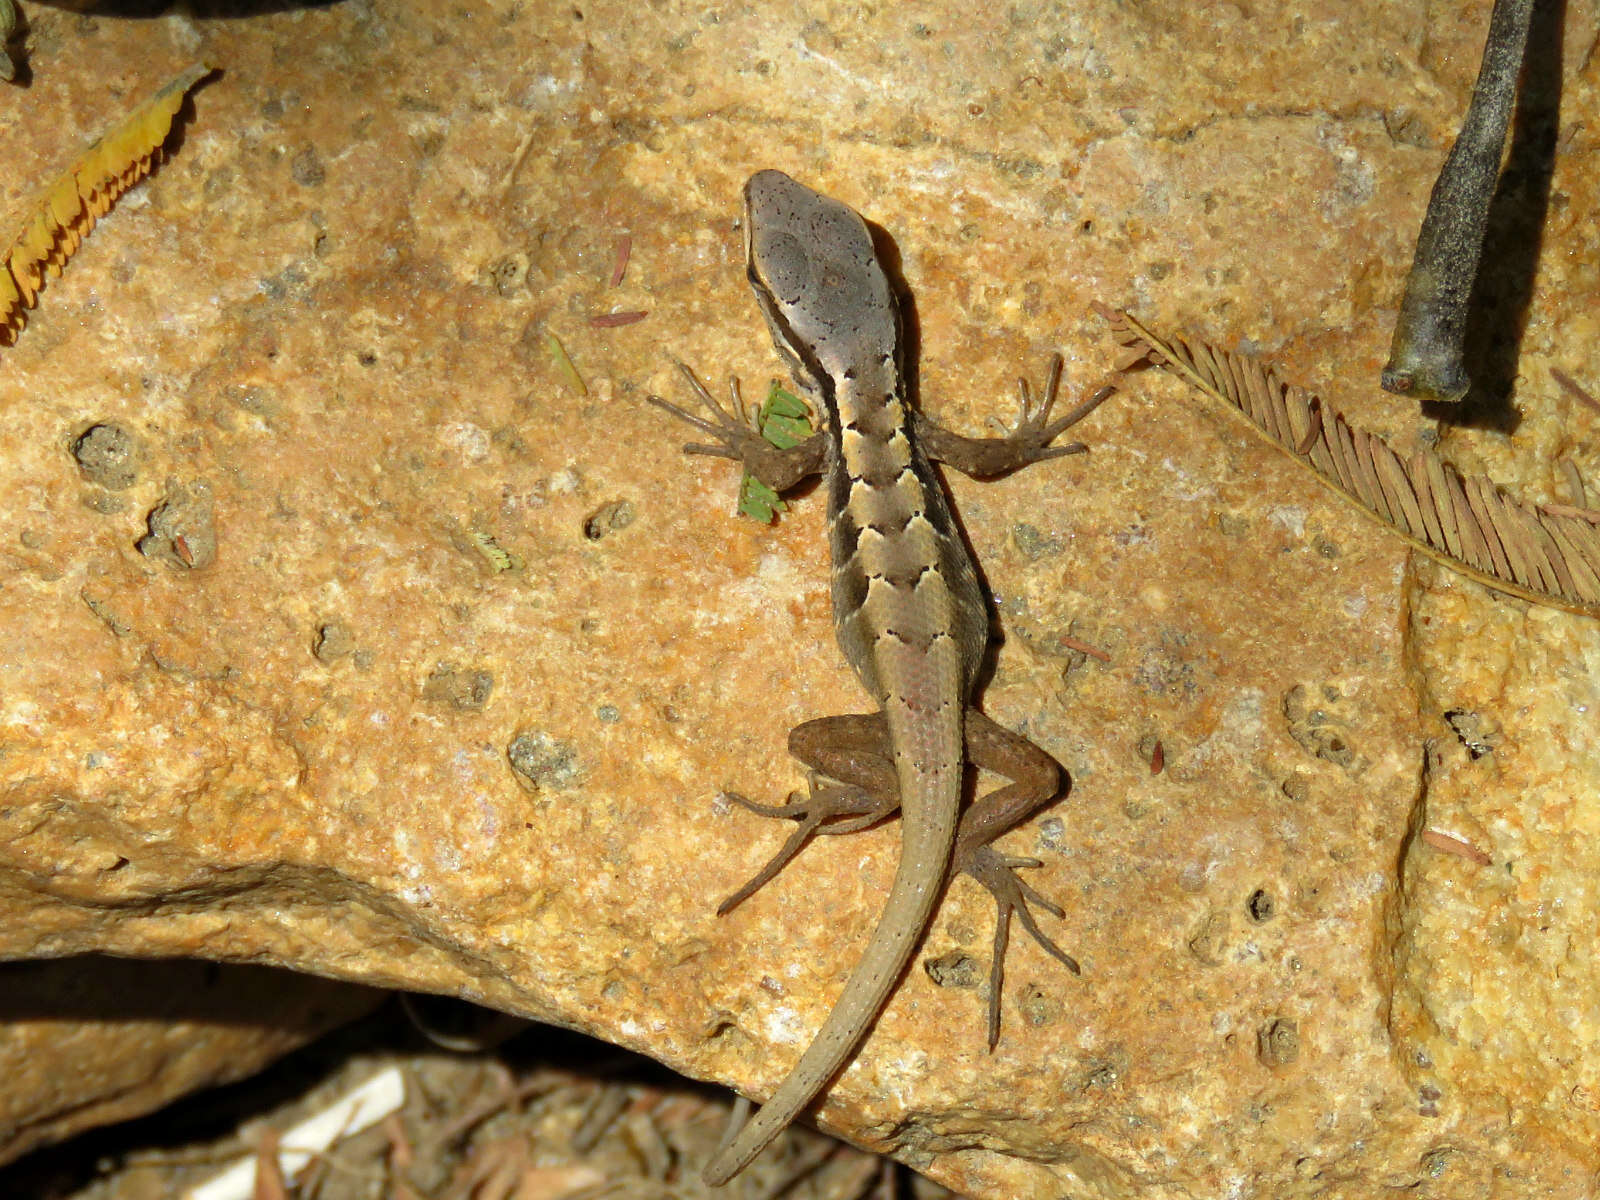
1108 309 1600 618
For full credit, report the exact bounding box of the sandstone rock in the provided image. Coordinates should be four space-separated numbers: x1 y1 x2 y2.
0 1 1596 1195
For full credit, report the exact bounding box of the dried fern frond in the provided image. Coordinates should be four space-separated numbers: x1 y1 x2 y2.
2 63 210 344
1104 307 1600 618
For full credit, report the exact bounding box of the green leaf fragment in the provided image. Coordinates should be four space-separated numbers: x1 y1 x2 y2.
757 385 812 449
737 476 783 523
737 381 813 522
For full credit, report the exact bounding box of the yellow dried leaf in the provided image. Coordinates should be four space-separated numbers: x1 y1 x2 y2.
47 175 82 230
1 62 210 344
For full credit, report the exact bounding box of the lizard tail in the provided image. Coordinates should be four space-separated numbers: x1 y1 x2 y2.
702 724 961 1185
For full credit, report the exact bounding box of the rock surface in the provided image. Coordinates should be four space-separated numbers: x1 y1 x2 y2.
0 1 1597 1195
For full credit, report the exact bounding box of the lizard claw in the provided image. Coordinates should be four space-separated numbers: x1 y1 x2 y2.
644 393 740 460
995 355 1116 465
962 844 1080 1050
647 358 826 491
715 780 895 915
721 787 809 819
647 359 769 461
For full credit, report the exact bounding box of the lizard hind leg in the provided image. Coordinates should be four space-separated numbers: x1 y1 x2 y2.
715 713 902 915
954 708 1082 1049
716 706 1082 1047
714 781 886 915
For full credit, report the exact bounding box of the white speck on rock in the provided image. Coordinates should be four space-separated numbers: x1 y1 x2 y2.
1268 506 1306 538
1161 457 1218 502
441 422 491 464
765 1004 808 1046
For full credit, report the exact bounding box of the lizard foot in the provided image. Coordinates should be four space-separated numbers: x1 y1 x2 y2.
715 780 895 915
997 354 1117 465
647 359 768 460
647 359 824 491
962 844 1081 1050
915 358 1119 477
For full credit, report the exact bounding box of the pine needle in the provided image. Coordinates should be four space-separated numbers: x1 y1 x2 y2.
2 63 210 344
545 330 586 395
1104 306 1600 618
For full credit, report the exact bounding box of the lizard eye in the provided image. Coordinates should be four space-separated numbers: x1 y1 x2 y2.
752 229 813 304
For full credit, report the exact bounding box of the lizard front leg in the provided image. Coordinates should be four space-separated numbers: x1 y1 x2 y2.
918 354 1117 477
648 360 827 491
717 710 1078 1045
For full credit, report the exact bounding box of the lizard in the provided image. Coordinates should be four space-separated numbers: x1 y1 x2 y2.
648 169 1112 1185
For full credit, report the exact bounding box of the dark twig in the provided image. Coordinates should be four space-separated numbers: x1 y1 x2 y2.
1552 367 1600 417
1381 0 1535 403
